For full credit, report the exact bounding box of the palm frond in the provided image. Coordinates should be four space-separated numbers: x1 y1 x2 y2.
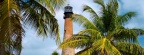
77 29 102 39
106 0 118 15
102 9 117 32
59 35 90 49
111 29 138 43
83 5 104 32
76 38 121 55
116 42 144 55
46 0 66 9
101 0 119 32
60 28 103 49
21 0 60 43
38 0 55 14
0 0 24 54
119 12 136 25
131 28 144 35
93 0 105 9
76 46 95 55
72 14 98 30
93 38 121 55
38 0 66 13
83 5 99 18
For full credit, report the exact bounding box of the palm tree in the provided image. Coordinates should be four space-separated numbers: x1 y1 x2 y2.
0 0 66 55
60 0 144 55
52 51 59 55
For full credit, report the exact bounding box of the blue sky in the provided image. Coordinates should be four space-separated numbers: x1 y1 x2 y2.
21 0 144 55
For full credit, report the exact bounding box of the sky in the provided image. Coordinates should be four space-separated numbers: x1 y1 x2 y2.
21 0 144 55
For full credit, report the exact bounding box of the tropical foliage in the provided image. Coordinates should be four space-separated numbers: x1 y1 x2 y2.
60 0 144 55
0 0 66 55
52 51 59 55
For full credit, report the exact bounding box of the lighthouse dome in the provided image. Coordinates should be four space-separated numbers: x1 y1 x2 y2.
64 4 73 12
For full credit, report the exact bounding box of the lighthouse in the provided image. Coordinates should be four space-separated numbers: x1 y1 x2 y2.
62 5 75 55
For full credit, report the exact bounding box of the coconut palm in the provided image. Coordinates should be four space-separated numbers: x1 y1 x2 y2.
52 51 59 55
60 0 144 55
0 0 66 55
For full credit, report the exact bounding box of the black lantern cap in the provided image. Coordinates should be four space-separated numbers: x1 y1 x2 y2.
64 4 73 13
64 4 73 19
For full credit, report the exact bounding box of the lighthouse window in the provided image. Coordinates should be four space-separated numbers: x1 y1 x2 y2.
64 30 66 33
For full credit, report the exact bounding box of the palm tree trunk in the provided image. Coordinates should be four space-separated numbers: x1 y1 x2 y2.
0 42 6 55
0 2 4 54
0 0 4 3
